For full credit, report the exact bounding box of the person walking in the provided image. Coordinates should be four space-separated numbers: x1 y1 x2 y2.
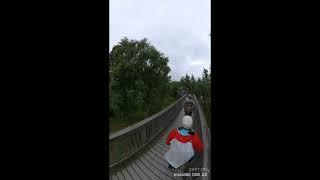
165 115 204 170
184 95 195 116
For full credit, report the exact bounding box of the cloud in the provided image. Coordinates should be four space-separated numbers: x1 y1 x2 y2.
110 0 211 80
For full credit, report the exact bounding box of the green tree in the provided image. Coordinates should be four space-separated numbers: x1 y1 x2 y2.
195 77 202 97
169 81 181 98
190 74 196 94
202 68 209 81
201 68 210 105
110 37 171 116
184 74 191 92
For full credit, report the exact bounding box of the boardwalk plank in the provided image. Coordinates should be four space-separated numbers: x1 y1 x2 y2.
146 150 173 171
111 174 118 180
152 143 167 154
116 171 125 180
126 165 141 180
139 155 173 180
131 160 150 180
121 167 133 180
149 147 170 165
154 138 169 149
153 143 169 154
135 158 161 180
143 153 176 179
154 138 168 148
155 136 171 145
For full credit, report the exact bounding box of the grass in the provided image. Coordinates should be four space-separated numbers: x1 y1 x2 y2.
109 96 178 133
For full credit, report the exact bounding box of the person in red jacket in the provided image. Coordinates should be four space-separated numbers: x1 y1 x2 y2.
165 115 204 169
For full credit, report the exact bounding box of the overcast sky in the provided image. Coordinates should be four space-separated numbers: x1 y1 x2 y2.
110 0 210 81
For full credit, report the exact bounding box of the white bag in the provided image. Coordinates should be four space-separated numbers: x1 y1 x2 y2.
164 139 194 169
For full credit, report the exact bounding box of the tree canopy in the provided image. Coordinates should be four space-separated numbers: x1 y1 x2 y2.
178 68 211 102
109 37 212 130
110 38 173 117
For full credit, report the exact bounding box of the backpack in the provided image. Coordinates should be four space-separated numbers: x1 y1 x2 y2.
164 139 195 169
184 106 192 115
184 100 194 115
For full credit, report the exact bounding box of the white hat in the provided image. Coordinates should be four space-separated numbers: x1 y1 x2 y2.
182 115 193 129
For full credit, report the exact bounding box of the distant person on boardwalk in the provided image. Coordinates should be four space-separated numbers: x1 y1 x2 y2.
184 94 195 116
165 115 204 170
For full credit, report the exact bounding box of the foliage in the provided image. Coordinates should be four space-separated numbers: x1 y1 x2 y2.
179 68 211 101
178 68 212 129
109 37 212 132
110 37 171 115
179 67 212 129
109 38 183 132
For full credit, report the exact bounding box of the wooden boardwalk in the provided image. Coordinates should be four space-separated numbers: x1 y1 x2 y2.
110 108 186 180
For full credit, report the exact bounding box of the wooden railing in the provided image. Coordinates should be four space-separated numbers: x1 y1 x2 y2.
109 95 186 169
192 95 211 180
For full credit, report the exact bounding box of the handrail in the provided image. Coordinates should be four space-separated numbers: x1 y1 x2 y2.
194 95 211 180
109 95 186 168
109 95 186 139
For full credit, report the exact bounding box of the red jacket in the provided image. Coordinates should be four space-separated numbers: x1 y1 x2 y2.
166 128 204 153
